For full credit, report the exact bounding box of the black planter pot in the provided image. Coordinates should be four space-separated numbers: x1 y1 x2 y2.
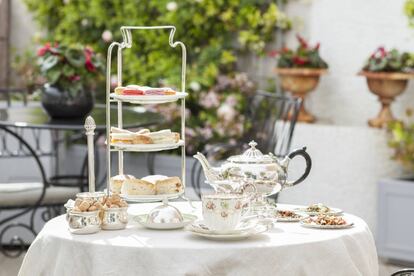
41 84 94 119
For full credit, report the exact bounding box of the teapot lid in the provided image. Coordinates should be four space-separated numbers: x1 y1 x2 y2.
227 141 275 164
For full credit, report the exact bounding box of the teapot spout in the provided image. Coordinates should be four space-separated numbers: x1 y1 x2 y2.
193 152 222 183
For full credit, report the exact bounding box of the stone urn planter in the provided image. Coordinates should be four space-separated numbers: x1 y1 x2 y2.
274 68 327 123
358 71 414 128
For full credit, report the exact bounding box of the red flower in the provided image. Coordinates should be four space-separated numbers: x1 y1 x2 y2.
282 47 290 53
85 59 96 72
37 42 51 56
68 75 81 82
292 56 307 65
84 47 96 72
268 50 278 57
296 34 308 48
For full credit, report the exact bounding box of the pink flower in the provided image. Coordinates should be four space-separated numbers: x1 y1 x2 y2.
197 127 213 140
225 95 238 107
37 42 51 56
200 91 220 109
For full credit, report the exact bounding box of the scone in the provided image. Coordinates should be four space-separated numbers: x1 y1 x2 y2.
110 174 135 194
155 176 183 194
121 179 156 195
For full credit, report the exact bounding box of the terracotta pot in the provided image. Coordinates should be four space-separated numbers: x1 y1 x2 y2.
358 71 414 128
274 68 327 123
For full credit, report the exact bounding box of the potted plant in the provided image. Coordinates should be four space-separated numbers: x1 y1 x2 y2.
273 34 328 123
359 47 414 128
377 111 414 263
37 42 103 118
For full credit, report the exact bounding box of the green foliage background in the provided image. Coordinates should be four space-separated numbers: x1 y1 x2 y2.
24 0 290 153
25 0 289 89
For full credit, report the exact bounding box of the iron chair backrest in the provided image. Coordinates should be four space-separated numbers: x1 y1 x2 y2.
243 90 302 157
391 269 414 276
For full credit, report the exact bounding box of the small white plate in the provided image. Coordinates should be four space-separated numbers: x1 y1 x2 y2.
111 140 184 152
110 92 187 104
134 214 197 230
120 191 184 203
274 210 307 222
300 221 354 229
186 224 269 241
295 207 343 216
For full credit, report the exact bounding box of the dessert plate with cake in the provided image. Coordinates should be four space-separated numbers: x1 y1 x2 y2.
110 127 184 152
111 85 187 104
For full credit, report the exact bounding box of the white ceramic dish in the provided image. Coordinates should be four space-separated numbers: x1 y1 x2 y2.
111 140 184 152
186 223 268 241
135 214 197 230
110 92 187 104
274 210 306 222
294 207 343 216
120 191 184 203
300 221 354 229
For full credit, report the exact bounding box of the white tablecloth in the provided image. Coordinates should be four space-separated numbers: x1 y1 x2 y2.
19 202 378 276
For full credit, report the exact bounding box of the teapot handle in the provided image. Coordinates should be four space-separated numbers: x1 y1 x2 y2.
285 147 312 187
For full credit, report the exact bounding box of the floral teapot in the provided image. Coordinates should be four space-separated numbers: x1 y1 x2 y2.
193 141 312 197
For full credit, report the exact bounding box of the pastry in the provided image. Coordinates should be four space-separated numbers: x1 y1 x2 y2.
110 174 136 194
102 194 128 208
114 86 125 95
121 179 156 195
133 134 153 144
110 132 135 144
155 176 183 194
148 130 180 144
142 175 168 183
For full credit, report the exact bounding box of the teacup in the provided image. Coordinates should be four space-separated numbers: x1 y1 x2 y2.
201 193 250 232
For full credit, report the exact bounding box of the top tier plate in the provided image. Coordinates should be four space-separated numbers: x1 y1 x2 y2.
110 92 188 104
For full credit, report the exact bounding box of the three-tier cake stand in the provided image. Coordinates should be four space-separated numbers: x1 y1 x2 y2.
105 26 187 205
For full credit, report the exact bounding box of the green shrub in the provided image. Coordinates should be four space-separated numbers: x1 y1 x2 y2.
25 0 290 153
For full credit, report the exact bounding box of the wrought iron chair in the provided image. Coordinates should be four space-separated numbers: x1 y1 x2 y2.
391 269 414 276
0 126 80 258
190 90 302 198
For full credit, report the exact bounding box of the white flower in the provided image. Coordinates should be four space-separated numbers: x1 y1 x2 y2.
189 81 201 92
102 30 113 42
63 0 70 4
81 19 89 26
110 75 118 88
166 2 177 11
217 104 237 122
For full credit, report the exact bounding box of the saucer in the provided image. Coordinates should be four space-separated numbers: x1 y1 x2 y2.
134 213 197 230
186 223 269 241
189 219 258 235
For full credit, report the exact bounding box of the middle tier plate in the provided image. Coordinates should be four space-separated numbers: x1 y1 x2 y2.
111 140 184 152
110 92 188 104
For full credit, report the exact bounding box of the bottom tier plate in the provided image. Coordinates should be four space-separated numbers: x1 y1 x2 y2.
120 191 184 203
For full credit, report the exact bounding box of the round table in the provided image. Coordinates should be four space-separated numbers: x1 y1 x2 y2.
18 202 379 276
